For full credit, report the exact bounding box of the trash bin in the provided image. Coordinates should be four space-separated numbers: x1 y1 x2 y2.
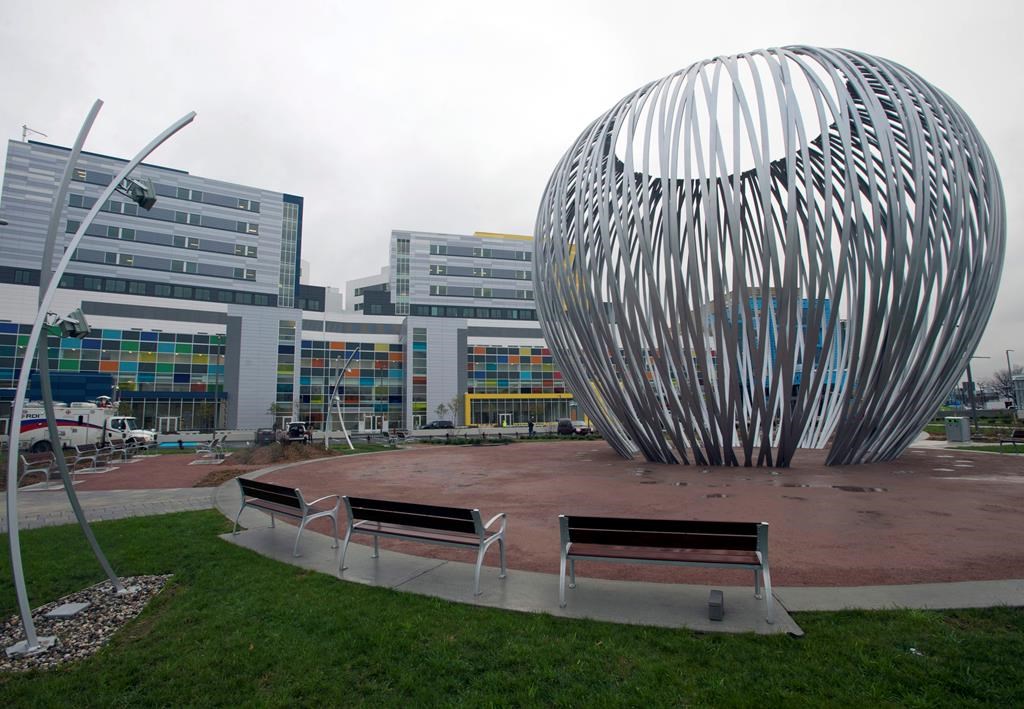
944 416 970 443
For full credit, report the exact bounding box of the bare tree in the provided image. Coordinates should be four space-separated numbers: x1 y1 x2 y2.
435 403 449 421
985 365 1024 397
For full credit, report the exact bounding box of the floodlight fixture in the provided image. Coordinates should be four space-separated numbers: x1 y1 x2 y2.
44 308 91 339
116 176 156 210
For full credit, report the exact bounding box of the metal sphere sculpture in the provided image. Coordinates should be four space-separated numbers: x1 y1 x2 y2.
535 46 1004 467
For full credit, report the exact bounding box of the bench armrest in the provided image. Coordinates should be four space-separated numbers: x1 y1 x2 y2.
306 494 341 510
483 512 507 534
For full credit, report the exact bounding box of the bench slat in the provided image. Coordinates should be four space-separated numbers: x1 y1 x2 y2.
569 528 758 550
347 496 475 521
565 516 759 536
348 506 478 535
569 543 759 566
239 479 302 509
356 521 481 546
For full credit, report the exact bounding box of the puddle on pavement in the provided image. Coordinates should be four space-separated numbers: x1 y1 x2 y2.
833 485 887 493
705 493 729 498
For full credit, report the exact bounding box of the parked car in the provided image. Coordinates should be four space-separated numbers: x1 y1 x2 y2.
286 421 311 443
557 418 591 435
254 428 276 446
421 420 455 430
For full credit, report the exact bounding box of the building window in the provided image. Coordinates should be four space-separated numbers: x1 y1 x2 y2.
429 264 447 275
429 244 447 256
429 285 447 296
118 254 134 266
234 244 257 257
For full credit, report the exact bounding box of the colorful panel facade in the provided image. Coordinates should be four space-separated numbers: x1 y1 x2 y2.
299 339 404 432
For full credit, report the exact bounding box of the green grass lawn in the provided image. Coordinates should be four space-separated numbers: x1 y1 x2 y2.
2 511 1022 706
952 444 1024 454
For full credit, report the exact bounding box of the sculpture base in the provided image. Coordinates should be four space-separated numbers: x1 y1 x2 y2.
6 635 57 658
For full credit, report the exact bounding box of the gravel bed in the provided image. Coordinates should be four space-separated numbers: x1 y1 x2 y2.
0 574 171 673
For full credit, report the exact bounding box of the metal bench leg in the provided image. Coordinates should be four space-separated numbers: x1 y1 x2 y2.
762 566 774 624
232 503 246 536
754 569 762 600
293 518 308 557
372 535 379 559
339 527 353 572
474 546 486 596
269 512 275 529
569 559 576 589
559 549 568 608
331 515 339 549
497 537 507 579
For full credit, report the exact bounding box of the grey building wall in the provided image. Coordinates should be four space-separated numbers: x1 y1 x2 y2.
0 140 285 298
390 230 535 315
225 304 302 429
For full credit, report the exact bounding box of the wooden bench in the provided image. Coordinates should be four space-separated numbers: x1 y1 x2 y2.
340 496 507 596
18 452 60 489
233 478 340 557
73 443 111 471
558 515 774 623
999 429 1024 448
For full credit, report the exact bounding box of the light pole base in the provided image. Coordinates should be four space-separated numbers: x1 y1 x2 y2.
6 635 56 658
116 585 142 596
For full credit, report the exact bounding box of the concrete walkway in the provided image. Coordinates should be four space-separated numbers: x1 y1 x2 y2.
1 486 215 530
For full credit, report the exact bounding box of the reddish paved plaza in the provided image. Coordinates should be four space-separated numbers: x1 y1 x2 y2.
259 441 1024 588
68 441 1024 587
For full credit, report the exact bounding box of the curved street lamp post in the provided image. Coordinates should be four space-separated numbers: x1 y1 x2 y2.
4 103 195 657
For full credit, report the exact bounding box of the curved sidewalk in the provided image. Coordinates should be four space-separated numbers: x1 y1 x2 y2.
213 457 1024 637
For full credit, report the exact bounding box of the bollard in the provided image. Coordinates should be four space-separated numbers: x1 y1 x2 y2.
177 439 184 450
708 590 724 621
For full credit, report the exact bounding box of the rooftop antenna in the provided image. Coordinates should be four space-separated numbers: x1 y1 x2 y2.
22 124 47 142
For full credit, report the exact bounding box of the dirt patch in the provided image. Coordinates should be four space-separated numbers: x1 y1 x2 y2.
192 468 251 488
228 443 342 466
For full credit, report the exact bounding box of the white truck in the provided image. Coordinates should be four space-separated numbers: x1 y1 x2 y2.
12 399 158 453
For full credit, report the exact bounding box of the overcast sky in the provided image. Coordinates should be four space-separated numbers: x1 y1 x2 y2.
1 0 1020 381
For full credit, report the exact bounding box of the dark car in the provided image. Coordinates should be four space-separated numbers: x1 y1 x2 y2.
557 418 591 435
254 428 276 446
421 420 455 430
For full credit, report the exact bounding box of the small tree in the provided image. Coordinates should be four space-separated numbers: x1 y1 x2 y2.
435 403 449 421
116 400 134 417
448 394 463 426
